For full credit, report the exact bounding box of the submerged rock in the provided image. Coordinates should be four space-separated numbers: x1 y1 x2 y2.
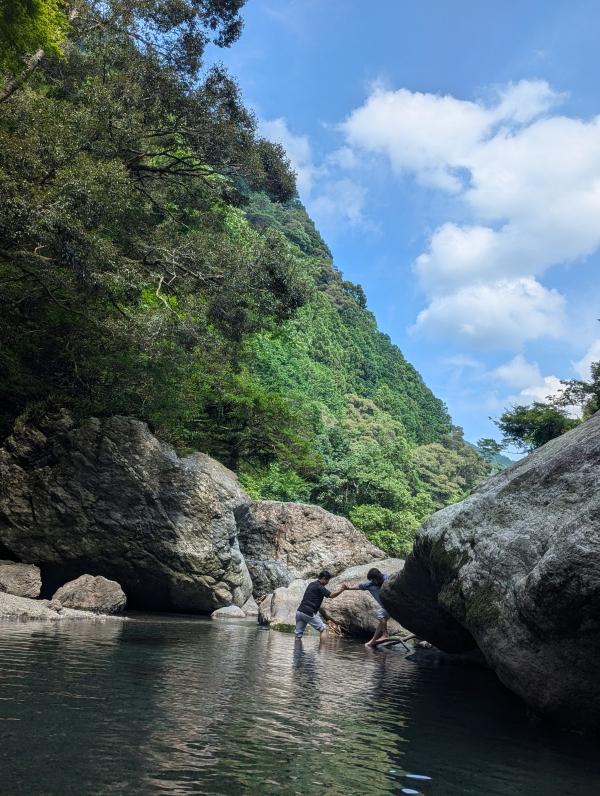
381 413 600 731
53 574 126 614
320 559 407 638
0 412 252 613
238 500 384 599
0 560 41 598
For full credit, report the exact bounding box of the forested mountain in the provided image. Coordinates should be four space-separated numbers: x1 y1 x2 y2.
0 0 487 556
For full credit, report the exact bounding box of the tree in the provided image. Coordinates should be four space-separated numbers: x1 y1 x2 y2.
554 361 600 420
495 403 579 452
0 0 68 75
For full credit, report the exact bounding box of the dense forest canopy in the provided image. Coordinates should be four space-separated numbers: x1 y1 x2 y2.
0 0 488 555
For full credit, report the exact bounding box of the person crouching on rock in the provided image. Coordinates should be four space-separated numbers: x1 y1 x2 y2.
295 570 347 640
345 567 390 648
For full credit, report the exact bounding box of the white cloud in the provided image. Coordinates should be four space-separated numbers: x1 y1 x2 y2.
259 117 317 195
326 146 359 169
517 375 566 404
489 354 580 417
342 79 600 346
491 354 542 389
342 79 560 192
572 338 600 379
412 277 565 348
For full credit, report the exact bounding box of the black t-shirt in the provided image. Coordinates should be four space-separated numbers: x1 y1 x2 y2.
298 581 331 615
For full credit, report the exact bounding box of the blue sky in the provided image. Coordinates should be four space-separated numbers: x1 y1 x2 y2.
208 0 600 448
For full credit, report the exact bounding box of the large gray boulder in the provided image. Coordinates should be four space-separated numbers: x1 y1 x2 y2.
0 591 122 621
381 413 600 732
53 574 127 614
0 560 41 598
258 579 308 632
238 500 384 599
0 412 252 613
320 559 407 638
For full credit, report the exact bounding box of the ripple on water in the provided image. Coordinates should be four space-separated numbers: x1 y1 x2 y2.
0 617 599 796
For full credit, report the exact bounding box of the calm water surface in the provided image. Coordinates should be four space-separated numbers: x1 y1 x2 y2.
0 615 598 795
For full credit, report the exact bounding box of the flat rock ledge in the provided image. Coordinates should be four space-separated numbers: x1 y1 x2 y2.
0 592 125 622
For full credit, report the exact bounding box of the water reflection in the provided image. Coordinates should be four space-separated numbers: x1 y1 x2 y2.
0 617 599 795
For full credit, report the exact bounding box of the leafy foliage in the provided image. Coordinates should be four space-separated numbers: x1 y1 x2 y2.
0 0 68 75
495 403 579 452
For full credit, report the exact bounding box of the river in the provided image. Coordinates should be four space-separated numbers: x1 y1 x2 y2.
0 615 598 795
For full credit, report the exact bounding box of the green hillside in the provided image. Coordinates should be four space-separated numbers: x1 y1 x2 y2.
237 194 487 554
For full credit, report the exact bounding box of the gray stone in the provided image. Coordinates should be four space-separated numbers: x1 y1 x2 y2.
238 500 384 599
0 411 252 613
382 413 600 732
320 559 407 638
243 558 293 601
0 591 122 622
0 560 41 598
53 574 127 614
258 579 309 632
211 605 246 619
241 595 259 617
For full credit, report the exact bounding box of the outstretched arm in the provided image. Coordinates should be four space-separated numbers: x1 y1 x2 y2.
327 584 348 598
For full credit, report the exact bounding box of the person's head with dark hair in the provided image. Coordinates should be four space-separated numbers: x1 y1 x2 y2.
318 570 332 584
366 567 384 587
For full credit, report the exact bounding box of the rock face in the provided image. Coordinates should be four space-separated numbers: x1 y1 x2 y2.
0 560 41 598
0 412 252 613
381 414 600 732
238 501 384 599
320 559 407 638
53 574 127 614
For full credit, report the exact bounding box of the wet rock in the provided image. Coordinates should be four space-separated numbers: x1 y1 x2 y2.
320 559 407 638
53 574 127 614
0 411 252 613
238 501 384 599
211 605 246 619
258 579 309 632
0 560 41 598
382 413 600 732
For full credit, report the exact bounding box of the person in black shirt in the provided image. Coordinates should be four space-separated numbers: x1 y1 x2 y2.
295 570 347 639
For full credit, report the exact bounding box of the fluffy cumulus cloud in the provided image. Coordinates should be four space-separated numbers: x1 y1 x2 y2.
412 277 565 348
342 79 600 348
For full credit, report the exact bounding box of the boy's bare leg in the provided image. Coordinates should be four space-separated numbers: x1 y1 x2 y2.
365 619 389 647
